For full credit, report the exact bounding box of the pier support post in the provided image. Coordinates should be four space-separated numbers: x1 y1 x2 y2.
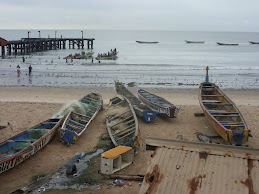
7 45 11 55
1 46 5 57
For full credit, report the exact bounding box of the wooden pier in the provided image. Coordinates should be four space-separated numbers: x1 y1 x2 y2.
0 37 95 56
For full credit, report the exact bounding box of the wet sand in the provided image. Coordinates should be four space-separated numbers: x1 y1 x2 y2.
0 86 259 193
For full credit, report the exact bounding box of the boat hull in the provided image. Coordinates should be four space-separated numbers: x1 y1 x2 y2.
96 51 119 60
136 41 159 44
138 89 179 118
0 118 62 174
217 42 239 46
114 81 157 122
198 83 250 145
60 92 103 144
106 95 140 150
249 41 259 44
185 40 205 43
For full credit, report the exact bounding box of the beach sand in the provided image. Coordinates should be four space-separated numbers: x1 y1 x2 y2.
0 86 258 193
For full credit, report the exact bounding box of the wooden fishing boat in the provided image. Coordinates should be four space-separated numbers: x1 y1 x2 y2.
63 53 80 60
114 81 157 122
138 89 179 118
136 41 159 44
64 51 94 60
198 66 251 146
217 42 239 46
95 50 119 60
185 40 205 43
106 95 140 149
60 92 103 145
0 118 62 174
74 51 94 59
249 41 259 44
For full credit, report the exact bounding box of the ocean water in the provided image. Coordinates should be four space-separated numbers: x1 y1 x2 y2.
0 30 259 89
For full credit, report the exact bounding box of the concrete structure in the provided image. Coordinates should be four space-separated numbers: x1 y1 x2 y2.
101 146 134 175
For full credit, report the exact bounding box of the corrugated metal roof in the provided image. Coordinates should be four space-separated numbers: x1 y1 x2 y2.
139 137 259 194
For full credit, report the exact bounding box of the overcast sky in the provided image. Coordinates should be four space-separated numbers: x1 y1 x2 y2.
1 0 259 32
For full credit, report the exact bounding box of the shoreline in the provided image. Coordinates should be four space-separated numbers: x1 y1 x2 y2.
1 86 259 105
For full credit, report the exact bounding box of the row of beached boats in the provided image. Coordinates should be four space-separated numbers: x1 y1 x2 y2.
0 83 178 174
0 67 251 174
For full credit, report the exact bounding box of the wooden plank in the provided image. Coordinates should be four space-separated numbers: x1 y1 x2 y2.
208 109 227 112
203 103 233 106
201 95 224 97
110 115 133 128
68 118 85 127
194 113 205 117
210 112 239 115
212 115 240 117
202 100 221 103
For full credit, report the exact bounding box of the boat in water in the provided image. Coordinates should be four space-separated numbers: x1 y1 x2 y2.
249 41 259 44
63 51 94 60
0 118 62 174
60 92 103 145
114 81 157 122
217 42 239 46
136 41 159 44
185 40 205 43
138 88 179 118
198 66 251 146
96 48 118 60
106 95 140 150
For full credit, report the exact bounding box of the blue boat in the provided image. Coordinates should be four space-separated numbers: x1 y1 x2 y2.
114 81 157 122
106 95 140 150
60 92 103 145
0 118 62 174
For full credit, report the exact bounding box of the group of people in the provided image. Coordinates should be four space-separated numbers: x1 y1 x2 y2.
17 65 32 77
97 48 117 58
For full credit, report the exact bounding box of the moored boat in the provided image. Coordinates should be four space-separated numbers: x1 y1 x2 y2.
0 118 62 174
60 92 103 145
136 41 159 44
198 66 251 146
217 42 239 46
249 41 259 44
185 40 205 43
114 81 157 122
106 95 140 150
138 89 179 118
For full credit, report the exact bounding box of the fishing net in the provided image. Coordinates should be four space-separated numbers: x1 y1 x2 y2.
13 129 48 151
62 101 102 120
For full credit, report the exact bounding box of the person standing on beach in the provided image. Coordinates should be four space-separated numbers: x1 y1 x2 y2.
17 65 21 77
22 56 25 63
29 65 32 76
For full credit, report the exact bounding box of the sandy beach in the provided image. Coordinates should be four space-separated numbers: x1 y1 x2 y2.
0 86 259 193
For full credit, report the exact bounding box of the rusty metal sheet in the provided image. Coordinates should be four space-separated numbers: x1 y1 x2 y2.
140 138 259 194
